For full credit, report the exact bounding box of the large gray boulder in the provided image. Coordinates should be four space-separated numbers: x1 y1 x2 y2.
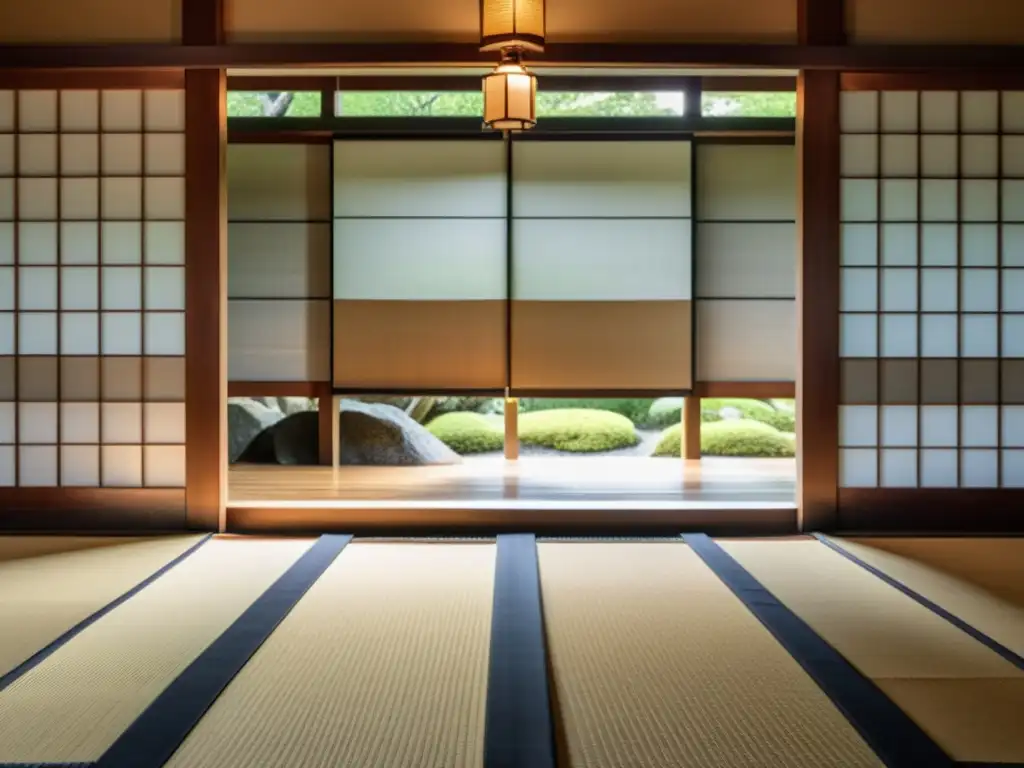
228 399 285 463
239 398 461 466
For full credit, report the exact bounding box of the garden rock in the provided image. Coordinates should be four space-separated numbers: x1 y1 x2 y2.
239 399 461 466
228 399 285 463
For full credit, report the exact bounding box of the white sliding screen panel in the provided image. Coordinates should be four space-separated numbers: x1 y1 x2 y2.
695 143 797 382
510 140 693 393
227 144 332 382
332 140 507 390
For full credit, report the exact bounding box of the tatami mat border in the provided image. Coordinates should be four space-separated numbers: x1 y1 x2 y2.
92 534 352 768
485 534 556 768
0 535 212 694
682 533 954 768
813 535 1024 672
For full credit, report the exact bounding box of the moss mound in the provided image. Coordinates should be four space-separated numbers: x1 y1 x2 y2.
426 412 504 454
519 409 639 453
520 398 655 427
653 419 796 458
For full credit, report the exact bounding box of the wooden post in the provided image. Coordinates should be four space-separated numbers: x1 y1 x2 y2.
183 0 226 530
796 0 844 530
504 398 519 460
331 395 342 468
682 397 702 460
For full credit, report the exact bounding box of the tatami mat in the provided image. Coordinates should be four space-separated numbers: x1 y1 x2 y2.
537 541 884 768
0 535 205 681
722 539 1024 764
0 537 314 764
0 535 154 564
164 542 496 768
833 536 1024 659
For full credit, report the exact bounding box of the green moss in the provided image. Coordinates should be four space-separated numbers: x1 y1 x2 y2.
426 412 504 454
652 419 796 458
520 398 655 426
519 409 639 453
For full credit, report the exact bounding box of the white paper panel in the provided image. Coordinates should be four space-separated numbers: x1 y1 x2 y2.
335 140 505 218
336 219 507 301
696 300 795 380
19 446 57 486
62 446 99 487
513 219 690 301
102 445 142 487
921 449 958 488
513 141 690 218
229 144 331 221
60 91 99 132
962 449 999 488
841 92 879 133
840 405 878 447
228 299 331 381
697 223 795 299
881 449 917 488
144 445 185 487
230 223 331 299
697 144 795 221
841 448 878 487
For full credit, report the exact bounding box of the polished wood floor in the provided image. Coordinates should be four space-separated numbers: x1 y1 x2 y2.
228 457 796 509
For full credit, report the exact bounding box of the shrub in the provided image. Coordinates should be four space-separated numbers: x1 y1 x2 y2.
519 409 639 453
652 419 796 458
519 398 655 427
701 398 795 432
648 397 729 428
426 412 504 454
647 397 684 428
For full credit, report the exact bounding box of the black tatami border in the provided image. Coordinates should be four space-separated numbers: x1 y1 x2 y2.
484 534 557 768
93 534 353 768
0 534 213 694
813 533 1024 672
682 533 956 768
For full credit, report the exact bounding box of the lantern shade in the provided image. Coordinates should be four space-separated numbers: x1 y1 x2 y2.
480 0 545 53
483 58 537 132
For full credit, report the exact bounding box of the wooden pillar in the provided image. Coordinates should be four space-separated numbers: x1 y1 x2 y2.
682 397 702 460
331 395 342 468
504 398 519 460
797 0 843 530
183 0 227 530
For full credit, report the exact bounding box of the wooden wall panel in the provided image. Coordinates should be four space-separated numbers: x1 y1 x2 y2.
224 0 797 43
848 0 1024 44
0 0 181 43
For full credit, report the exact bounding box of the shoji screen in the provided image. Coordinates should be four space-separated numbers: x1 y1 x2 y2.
0 88 186 488
332 140 507 391
695 144 797 382
839 90 1024 489
510 140 693 393
227 144 331 382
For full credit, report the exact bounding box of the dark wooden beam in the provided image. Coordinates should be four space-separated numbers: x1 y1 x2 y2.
0 489 186 532
796 1 843 532
182 0 224 47
0 69 184 89
184 0 227 531
838 490 1024 533
799 0 845 46
842 72 1024 91
2 43 1024 72
796 71 841 532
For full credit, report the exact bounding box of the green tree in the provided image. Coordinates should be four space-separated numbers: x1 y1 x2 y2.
702 91 796 117
228 88 796 119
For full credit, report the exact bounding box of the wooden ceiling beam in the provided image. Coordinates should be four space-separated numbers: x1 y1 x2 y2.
2 42 1024 71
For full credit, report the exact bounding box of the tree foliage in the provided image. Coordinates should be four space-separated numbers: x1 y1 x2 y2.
227 89 796 119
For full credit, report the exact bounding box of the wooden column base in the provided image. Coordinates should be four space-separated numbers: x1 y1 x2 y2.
682 396 702 460
504 399 519 460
